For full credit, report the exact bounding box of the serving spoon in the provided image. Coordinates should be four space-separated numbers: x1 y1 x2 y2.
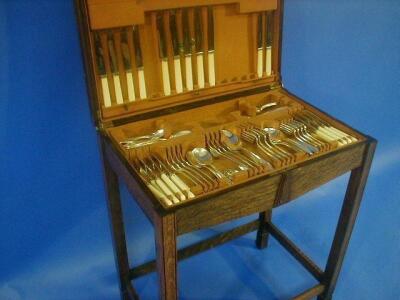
221 129 273 169
120 130 192 149
188 148 232 185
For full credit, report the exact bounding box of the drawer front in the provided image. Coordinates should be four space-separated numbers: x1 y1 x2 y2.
176 175 281 235
275 143 366 206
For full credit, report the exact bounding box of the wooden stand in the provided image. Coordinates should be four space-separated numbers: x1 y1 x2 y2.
100 133 376 300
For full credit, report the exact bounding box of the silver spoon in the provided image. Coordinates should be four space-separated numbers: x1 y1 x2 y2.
120 130 192 149
221 130 273 168
189 148 232 185
124 128 165 142
256 102 278 114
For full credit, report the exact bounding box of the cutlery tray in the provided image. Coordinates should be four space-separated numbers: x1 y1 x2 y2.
76 0 367 210
106 88 365 210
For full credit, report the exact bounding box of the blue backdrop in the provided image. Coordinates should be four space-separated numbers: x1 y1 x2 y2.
1 0 399 299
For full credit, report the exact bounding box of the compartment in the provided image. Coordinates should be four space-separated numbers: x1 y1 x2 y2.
107 89 364 209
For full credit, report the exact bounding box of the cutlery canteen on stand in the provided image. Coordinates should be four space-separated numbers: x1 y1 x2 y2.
75 1 376 299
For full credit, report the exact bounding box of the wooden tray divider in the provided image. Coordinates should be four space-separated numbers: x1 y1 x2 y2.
272 5 280 75
250 12 259 77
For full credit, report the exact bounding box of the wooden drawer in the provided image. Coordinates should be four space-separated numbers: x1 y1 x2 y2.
176 174 281 235
275 142 366 206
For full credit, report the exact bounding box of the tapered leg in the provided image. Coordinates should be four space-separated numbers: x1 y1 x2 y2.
256 210 272 249
100 138 139 300
155 214 178 300
318 140 376 299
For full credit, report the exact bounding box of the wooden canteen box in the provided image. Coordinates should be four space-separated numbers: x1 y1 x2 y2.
75 0 376 299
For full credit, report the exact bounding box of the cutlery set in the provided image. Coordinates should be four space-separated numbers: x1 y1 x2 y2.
94 27 147 107
92 7 279 112
117 103 357 206
78 2 374 297
257 11 274 78
154 7 216 96
93 7 216 108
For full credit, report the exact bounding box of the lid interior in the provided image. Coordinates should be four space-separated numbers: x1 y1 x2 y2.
79 0 282 125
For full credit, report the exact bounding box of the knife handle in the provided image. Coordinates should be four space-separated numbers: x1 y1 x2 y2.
161 59 171 96
185 55 194 90
208 51 216 86
161 173 186 201
101 76 112 107
171 174 195 199
138 68 147 99
174 57 184 93
148 182 173 206
257 48 263 78
113 74 124 104
196 53 205 88
266 46 272 76
126 71 136 101
155 177 179 203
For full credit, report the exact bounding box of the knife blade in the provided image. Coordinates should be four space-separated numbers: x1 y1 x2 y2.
194 8 205 88
120 30 136 101
170 11 184 93
156 13 171 96
94 32 112 107
265 11 273 76
207 7 216 86
107 32 124 104
183 9 194 90
133 26 147 99
257 13 263 78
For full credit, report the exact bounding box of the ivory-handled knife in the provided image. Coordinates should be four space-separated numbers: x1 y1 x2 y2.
183 10 194 91
170 12 184 93
94 33 112 107
208 7 216 86
195 8 205 88
107 33 124 104
156 14 171 96
121 30 136 102
265 11 273 76
147 182 173 206
133 26 147 99
257 14 263 78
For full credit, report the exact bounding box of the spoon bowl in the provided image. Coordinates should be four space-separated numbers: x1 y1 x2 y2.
221 130 273 169
189 148 232 185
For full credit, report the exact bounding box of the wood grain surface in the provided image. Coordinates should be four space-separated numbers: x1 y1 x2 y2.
176 175 280 235
275 142 366 206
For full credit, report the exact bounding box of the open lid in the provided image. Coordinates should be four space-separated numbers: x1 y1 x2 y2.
75 0 283 128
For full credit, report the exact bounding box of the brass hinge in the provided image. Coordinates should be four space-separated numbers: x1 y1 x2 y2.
270 81 283 90
95 111 113 133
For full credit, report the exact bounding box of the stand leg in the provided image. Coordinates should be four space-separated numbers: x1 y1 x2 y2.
256 210 272 249
100 139 139 300
155 214 178 300
318 140 376 299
